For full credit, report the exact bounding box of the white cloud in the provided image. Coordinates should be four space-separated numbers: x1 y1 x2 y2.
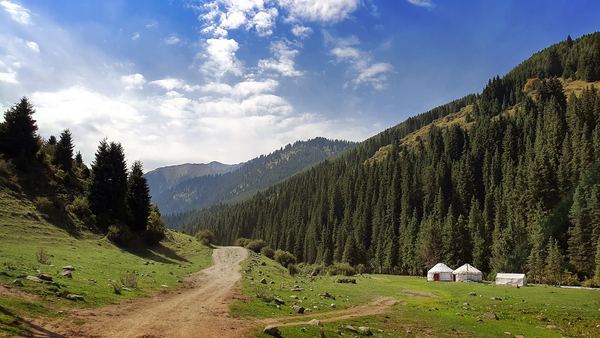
291 24 312 38
131 32 140 41
199 0 278 37
278 0 359 23
164 35 181 45
25 41 39 53
200 38 243 78
0 0 31 25
258 40 302 77
407 0 434 8
120 73 146 90
201 79 279 98
327 32 394 90
0 70 18 84
150 78 200 92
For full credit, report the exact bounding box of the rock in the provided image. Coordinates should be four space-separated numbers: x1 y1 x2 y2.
290 295 298 299
26 275 43 283
336 278 356 284
546 325 561 331
66 294 84 301
330 303 336 308
292 305 305 314
12 279 23 286
38 273 53 282
62 265 75 271
468 292 477 296
260 278 267 284
503 332 511 336
482 312 498 320
161 284 168 288
61 270 72 278
263 325 280 337
344 325 358 333
358 326 373 335
319 292 335 299
273 297 285 305
490 296 502 301
291 285 303 291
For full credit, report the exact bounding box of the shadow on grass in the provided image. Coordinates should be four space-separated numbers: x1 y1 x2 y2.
0 305 66 338
122 243 191 264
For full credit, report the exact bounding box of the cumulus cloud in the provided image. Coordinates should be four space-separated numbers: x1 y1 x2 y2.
258 40 303 77
407 0 434 8
200 38 243 78
0 69 18 84
25 41 39 53
201 79 279 98
149 78 200 92
291 24 313 38
0 0 31 25
278 0 359 23
164 35 181 45
199 0 279 37
120 73 146 90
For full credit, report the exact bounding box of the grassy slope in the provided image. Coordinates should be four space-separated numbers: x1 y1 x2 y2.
235 254 600 337
0 188 212 337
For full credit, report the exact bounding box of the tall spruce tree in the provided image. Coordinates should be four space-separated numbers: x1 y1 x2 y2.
544 239 563 285
127 161 151 233
54 129 74 171
0 97 40 165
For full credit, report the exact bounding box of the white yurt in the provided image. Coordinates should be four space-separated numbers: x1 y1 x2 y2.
453 263 483 282
495 273 527 287
427 263 454 281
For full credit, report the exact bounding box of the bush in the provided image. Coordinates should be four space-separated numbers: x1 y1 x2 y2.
260 246 275 259
34 197 55 216
356 263 369 274
120 272 138 288
66 196 94 224
274 249 296 268
107 224 135 246
197 229 215 246
288 263 299 276
582 279 600 288
36 248 51 265
245 239 268 253
144 205 166 246
328 262 356 276
235 237 251 247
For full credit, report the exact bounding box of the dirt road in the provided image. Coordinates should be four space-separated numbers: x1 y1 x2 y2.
42 246 251 338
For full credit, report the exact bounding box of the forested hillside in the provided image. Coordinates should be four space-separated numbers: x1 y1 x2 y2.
182 33 600 284
0 98 165 246
156 137 355 216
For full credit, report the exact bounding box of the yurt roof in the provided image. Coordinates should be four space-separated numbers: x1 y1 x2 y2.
453 263 482 274
428 263 453 273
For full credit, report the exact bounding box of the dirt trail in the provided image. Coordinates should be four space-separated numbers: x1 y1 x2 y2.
37 246 251 338
259 297 398 328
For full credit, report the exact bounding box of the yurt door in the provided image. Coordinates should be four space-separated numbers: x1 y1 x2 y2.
433 273 440 281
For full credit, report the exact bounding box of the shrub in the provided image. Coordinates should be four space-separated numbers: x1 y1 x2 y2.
254 286 273 303
34 197 54 216
328 262 356 276
260 246 275 259
245 239 268 253
356 263 369 274
274 249 296 268
288 263 299 276
66 196 94 224
235 237 251 247
582 279 600 288
120 272 138 288
107 224 134 246
36 248 51 265
197 229 215 246
144 205 166 246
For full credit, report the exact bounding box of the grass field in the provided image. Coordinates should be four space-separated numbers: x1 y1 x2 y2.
235 253 600 337
0 189 212 337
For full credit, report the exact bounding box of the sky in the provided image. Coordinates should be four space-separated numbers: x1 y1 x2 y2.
0 0 599 171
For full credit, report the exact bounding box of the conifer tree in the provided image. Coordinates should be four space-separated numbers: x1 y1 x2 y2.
54 129 74 171
0 97 40 165
127 161 151 234
545 239 563 285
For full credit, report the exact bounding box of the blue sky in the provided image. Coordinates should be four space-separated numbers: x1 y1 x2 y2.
0 0 598 170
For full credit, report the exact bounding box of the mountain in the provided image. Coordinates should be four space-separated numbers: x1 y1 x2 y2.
154 137 356 216
145 161 242 200
180 33 600 282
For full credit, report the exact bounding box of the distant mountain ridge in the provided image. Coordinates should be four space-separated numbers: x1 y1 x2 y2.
151 137 356 216
145 161 242 200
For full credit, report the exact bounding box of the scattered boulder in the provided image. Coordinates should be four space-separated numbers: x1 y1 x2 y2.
330 303 336 308
336 278 356 284
38 273 53 282
290 295 298 299
61 270 72 278
308 319 321 326
482 312 498 320
66 294 84 301
546 325 561 331
319 292 335 299
344 325 358 333
291 305 305 314
291 285 303 292
468 292 477 296
12 279 23 287
260 278 267 284
263 325 280 337
358 326 373 335
273 297 285 305
26 275 43 283
62 266 75 271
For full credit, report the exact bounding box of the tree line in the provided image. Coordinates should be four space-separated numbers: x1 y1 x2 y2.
181 33 600 285
0 97 165 246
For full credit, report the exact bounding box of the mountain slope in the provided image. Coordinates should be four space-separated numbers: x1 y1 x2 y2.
145 161 242 200
181 33 600 282
154 137 356 216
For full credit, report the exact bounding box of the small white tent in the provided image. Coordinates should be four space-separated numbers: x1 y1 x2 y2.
495 273 527 287
453 263 483 282
427 263 454 281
